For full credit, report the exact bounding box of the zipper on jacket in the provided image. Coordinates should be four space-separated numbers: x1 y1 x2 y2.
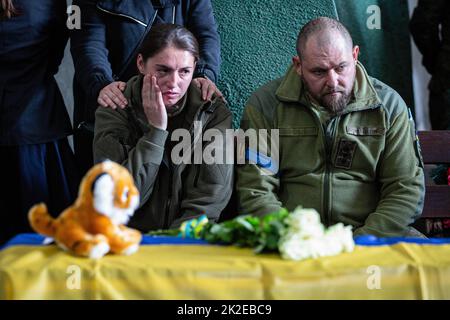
304 106 329 225
318 121 330 226
166 103 212 225
323 116 340 226
193 165 200 187
164 168 173 229
172 6 176 24
188 105 209 189
96 5 149 27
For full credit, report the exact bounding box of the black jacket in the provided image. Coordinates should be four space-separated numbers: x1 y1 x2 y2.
0 0 71 145
410 0 450 92
71 0 221 127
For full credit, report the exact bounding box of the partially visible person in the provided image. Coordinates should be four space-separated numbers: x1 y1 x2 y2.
411 1 450 237
237 17 425 238
410 0 450 130
93 24 233 232
0 0 78 245
71 0 223 175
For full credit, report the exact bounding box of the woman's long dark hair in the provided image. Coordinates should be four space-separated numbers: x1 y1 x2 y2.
1 0 19 19
139 24 200 62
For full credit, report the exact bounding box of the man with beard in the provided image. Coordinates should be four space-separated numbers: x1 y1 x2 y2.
236 17 425 237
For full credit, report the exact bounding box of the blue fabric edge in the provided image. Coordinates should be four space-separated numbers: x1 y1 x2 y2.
354 235 450 246
2 233 450 251
0 233 208 250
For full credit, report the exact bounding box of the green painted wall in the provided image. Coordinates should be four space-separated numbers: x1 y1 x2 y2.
334 0 414 112
212 0 338 127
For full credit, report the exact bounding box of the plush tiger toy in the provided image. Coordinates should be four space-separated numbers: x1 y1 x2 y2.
28 161 142 259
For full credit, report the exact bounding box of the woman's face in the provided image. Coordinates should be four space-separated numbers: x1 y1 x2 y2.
137 46 196 107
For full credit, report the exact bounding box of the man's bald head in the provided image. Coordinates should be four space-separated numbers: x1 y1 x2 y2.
292 17 359 115
296 17 353 59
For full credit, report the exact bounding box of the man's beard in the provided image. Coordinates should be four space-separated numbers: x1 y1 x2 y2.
302 76 351 115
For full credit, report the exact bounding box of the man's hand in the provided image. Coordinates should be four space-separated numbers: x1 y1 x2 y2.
192 77 226 103
142 74 167 130
97 81 128 109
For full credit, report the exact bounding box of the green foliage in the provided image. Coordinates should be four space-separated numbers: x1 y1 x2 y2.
201 208 290 253
147 208 291 253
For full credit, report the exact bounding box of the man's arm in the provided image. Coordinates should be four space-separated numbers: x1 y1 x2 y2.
186 0 221 83
354 104 425 237
48 0 69 76
409 0 446 74
236 103 283 216
71 0 115 104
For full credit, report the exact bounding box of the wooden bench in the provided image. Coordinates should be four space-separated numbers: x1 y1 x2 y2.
417 131 450 218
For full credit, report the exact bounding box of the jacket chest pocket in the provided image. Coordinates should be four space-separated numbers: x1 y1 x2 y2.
279 127 322 174
338 126 386 175
279 127 318 136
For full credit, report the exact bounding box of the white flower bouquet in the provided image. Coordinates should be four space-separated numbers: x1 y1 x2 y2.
278 207 354 260
149 206 355 261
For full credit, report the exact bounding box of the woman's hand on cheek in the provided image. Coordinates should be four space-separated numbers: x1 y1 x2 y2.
142 74 168 130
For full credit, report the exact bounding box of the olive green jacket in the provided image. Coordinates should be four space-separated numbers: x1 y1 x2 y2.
237 63 425 237
94 75 233 231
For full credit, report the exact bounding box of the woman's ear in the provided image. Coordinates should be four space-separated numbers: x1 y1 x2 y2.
137 54 146 74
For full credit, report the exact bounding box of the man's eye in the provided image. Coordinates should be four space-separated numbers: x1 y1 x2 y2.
180 69 190 75
313 70 325 76
336 66 345 73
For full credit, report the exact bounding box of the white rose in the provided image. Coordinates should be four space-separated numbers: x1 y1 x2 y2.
287 208 324 238
304 237 333 258
325 223 355 253
279 233 312 261
278 208 355 261
322 235 344 256
340 226 355 252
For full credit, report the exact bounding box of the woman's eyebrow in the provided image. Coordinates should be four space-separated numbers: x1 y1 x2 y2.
155 64 172 69
155 64 193 70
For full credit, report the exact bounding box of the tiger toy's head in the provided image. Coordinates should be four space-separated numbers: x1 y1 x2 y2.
77 160 140 225
28 160 142 258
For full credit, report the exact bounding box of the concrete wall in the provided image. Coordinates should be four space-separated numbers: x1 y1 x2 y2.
212 0 338 127
335 0 414 113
